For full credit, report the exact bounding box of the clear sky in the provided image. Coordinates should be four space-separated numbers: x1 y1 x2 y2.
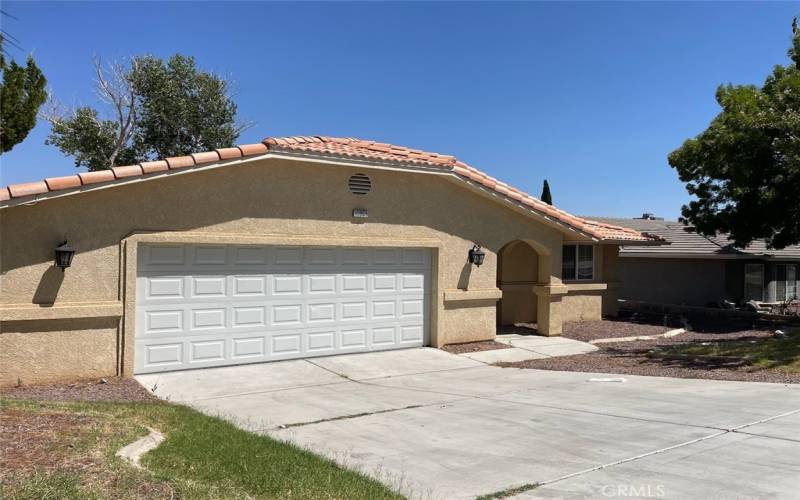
1 1 796 219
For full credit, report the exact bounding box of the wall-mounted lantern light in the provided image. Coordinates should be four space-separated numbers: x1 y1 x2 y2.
468 244 485 267
54 241 75 271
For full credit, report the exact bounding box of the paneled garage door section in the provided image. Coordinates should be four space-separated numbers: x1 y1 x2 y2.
134 245 431 374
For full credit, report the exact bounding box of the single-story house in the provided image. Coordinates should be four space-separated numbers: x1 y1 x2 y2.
0 136 660 385
593 215 800 307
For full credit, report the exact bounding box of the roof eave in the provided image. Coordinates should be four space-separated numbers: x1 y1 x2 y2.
0 153 272 209
619 251 800 260
603 238 669 246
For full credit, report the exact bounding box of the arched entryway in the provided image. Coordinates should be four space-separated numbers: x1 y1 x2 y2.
497 240 540 326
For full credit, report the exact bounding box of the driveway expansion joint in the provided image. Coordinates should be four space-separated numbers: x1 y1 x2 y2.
268 404 426 431
265 397 474 432
731 430 800 443
304 359 354 380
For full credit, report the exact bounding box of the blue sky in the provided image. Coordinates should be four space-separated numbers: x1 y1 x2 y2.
1 1 796 219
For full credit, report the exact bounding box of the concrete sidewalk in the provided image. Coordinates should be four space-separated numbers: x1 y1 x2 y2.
137 347 800 499
458 333 597 364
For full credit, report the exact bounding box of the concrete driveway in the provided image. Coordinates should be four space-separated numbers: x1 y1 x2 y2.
137 348 800 499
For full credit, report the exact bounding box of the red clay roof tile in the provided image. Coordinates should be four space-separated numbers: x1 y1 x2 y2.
238 143 269 156
0 187 10 202
111 165 144 179
191 151 220 165
140 160 169 174
44 176 82 191
8 181 48 198
78 170 115 185
165 156 195 169
216 147 243 160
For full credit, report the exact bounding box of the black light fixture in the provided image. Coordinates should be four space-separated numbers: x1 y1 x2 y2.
54 241 75 271
468 244 485 267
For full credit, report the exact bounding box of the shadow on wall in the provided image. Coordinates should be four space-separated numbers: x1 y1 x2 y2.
33 266 64 305
457 261 472 290
1 317 118 333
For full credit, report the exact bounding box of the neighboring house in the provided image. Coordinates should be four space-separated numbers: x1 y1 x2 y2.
0 136 659 385
593 215 800 307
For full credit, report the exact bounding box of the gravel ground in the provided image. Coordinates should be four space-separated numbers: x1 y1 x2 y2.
499 324 799 384
442 340 512 354
561 318 672 342
0 377 158 402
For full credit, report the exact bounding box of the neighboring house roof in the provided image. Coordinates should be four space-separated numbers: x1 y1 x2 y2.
593 217 800 260
0 136 660 243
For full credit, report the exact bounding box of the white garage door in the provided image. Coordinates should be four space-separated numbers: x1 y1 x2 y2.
135 244 431 374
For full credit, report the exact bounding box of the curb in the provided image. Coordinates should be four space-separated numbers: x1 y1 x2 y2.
116 427 165 469
589 328 686 345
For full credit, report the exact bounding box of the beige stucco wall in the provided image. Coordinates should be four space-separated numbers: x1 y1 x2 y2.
0 156 614 384
443 302 497 344
561 292 603 322
0 318 118 386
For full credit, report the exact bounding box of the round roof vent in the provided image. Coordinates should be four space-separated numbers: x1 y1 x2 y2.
348 173 371 195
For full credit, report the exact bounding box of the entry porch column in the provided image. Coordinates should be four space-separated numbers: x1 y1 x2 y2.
533 283 568 336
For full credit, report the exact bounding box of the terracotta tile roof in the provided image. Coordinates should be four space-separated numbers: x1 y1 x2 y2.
0 136 660 243
264 136 466 168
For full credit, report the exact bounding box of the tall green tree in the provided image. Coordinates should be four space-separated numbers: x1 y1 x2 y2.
130 55 240 159
669 20 800 249
0 34 47 153
47 107 138 169
540 179 553 205
45 54 250 171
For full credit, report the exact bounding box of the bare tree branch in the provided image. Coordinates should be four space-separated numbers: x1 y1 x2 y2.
38 88 69 124
92 56 136 167
235 119 256 136
224 71 257 137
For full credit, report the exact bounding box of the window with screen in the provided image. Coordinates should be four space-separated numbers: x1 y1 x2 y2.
562 245 593 281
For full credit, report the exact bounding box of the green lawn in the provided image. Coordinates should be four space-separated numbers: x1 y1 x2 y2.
656 328 800 373
0 399 403 500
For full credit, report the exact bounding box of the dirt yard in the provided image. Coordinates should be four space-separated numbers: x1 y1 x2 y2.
442 340 512 354
0 377 157 402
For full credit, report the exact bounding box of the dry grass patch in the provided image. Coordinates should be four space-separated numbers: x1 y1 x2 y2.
654 328 800 374
1 402 173 499
0 398 402 499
